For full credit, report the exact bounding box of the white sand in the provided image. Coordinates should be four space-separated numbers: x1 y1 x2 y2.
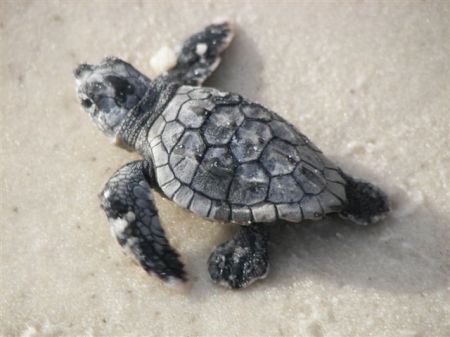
1 1 449 336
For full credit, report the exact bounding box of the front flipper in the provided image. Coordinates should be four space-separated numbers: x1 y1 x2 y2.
157 20 235 86
100 160 186 284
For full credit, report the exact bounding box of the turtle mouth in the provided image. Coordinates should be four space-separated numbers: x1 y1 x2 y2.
81 97 93 108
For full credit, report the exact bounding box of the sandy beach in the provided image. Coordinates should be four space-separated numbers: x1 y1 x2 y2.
1 1 449 336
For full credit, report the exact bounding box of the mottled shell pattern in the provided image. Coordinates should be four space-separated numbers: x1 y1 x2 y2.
147 86 347 224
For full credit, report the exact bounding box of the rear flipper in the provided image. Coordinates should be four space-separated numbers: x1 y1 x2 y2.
158 20 235 85
340 173 390 225
100 160 186 285
208 225 269 289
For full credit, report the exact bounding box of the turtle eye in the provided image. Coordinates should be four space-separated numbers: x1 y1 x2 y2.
105 75 135 104
82 98 93 108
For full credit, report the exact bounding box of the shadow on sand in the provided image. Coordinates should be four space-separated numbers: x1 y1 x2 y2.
182 30 449 297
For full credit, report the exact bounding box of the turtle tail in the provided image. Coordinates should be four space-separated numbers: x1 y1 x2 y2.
340 173 390 225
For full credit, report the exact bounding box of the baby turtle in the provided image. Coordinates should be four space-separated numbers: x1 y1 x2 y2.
74 21 390 289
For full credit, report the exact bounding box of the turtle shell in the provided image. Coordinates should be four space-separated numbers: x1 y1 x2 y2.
147 86 347 224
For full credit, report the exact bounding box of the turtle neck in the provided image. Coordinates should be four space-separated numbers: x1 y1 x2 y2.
117 78 180 153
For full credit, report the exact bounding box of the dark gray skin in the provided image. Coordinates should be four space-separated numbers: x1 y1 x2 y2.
75 22 390 289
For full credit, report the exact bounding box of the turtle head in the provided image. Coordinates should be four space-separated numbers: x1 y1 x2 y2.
74 56 150 141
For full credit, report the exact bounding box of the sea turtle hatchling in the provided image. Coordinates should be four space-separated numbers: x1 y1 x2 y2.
74 21 390 289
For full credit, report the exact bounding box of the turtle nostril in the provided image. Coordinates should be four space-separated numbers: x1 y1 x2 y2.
74 63 93 78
